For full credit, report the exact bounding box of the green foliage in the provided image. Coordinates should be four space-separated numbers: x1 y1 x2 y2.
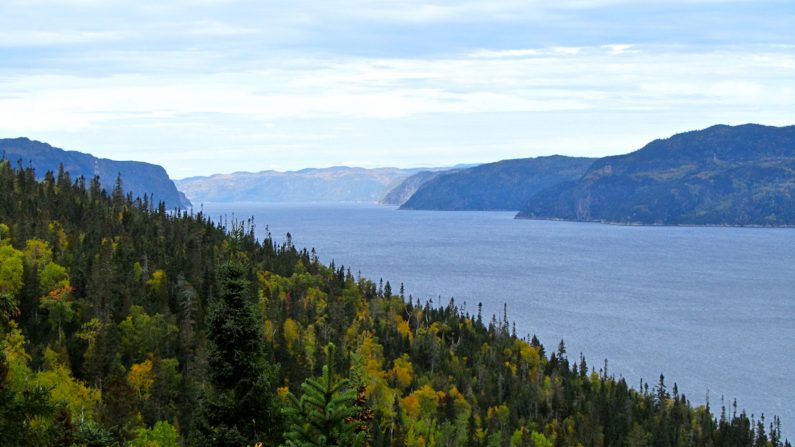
531 430 554 447
74 419 116 447
35 347 102 421
0 223 10 243
0 339 57 446
128 420 180 447
190 260 282 446
0 160 790 447
145 269 169 308
282 343 367 447
206 262 262 388
39 284 75 343
118 306 178 364
0 292 19 322
22 238 53 270
39 261 69 294
0 244 24 296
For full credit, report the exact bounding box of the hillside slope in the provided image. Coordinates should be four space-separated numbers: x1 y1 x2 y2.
401 156 595 211
518 124 795 226
0 137 190 208
0 160 789 446
380 170 444 205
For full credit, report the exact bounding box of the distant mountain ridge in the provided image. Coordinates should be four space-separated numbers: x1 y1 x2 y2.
380 171 444 205
518 124 795 226
0 137 190 209
176 166 434 203
400 156 597 211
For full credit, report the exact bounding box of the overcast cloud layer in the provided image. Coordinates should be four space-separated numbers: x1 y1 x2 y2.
1 0 793 177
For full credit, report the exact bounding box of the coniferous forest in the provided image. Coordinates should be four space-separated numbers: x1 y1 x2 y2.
0 160 789 446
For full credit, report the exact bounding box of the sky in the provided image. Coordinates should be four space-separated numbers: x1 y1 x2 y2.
0 0 794 178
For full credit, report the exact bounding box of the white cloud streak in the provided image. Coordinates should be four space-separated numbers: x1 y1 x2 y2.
0 0 792 175
2 46 791 132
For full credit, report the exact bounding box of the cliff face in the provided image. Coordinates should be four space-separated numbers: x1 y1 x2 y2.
518 124 795 226
1 137 190 209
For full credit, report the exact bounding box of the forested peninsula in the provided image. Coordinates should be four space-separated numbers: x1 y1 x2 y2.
518 124 795 226
0 161 789 446
399 156 595 211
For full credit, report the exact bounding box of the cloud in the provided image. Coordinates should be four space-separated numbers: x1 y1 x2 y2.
0 0 792 174
469 49 545 59
2 44 792 131
602 44 634 55
0 30 123 47
469 47 585 59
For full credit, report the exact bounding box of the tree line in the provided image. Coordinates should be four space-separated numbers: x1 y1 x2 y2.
0 160 789 446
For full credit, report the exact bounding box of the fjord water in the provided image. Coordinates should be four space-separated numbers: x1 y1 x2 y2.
205 202 795 436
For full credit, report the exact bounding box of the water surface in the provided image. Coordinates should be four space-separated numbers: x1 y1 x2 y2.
204 202 795 437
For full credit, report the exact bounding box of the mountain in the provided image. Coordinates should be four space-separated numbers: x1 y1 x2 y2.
400 156 596 211
0 137 190 209
380 171 445 205
175 166 430 203
518 124 795 226
380 164 482 206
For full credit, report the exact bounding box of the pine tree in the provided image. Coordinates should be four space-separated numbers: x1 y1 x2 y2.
282 343 368 447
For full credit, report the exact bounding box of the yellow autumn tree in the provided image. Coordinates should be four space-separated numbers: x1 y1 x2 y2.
35 347 101 421
303 324 317 370
1 320 32 387
283 318 302 355
0 244 24 296
394 314 413 341
264 319 276 344
22 239 52 270
351 333 397 432
400 384 446 447
145 269 168 306
128 359 155 400
448 385 472 444
391 354 414 390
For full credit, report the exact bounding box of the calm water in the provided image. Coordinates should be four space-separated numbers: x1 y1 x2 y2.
205 202 795 437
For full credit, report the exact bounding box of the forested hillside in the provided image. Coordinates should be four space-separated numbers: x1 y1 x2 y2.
0 138 190 209
0 161 788 446
518 124 795 225
400 156 594 211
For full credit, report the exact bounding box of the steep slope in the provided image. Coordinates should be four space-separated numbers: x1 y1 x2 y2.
518 124 795 226
380 164 481 205
400 156 596 211
0 137 190 208
379 170 444 205
0 160 788 446
176 166 428 203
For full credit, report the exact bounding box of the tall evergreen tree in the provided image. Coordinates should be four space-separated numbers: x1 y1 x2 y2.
190 260 281 446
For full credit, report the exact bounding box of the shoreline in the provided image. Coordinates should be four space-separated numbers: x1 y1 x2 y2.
513 214 795 229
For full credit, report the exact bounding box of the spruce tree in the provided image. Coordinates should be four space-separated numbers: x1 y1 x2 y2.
282 343 368 447
190 260 281 446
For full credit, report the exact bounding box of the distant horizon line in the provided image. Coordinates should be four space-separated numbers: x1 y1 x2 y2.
4 122 792 180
